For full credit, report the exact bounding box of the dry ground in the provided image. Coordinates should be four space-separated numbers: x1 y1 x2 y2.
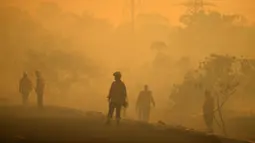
0 105 252 143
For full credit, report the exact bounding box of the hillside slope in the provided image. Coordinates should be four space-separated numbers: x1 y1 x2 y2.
0 106 252 143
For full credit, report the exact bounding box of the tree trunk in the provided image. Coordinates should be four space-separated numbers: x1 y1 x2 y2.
216 95 227 136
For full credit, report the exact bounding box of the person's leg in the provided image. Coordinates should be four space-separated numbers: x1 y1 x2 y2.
208 115 214 133
204 115 213 132
22 94 26 106
138 108 142 121
143 108 148 122
115 104 122 125
142 108 146 121
106 102 115 124
141 107 148 122
37 92 44 108
22 93 29 106
144 108 151 122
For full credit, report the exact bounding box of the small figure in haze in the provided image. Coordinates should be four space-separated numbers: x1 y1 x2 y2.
106 71 127 125
203 90 215 133
136 85 155 122
35 70 45 108
19 72 33 106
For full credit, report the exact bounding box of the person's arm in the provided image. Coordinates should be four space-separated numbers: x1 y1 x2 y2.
150 91 155 107
123 83 127 100
35 79 38 92
107 82 114 101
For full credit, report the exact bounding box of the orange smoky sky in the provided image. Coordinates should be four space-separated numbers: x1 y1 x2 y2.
4 0 255 25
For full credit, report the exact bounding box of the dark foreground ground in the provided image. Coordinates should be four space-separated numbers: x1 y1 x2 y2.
0 106 252 143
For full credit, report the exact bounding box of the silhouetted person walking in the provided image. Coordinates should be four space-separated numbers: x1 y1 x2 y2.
19 72 33 106
35 71 45 108
106 71 127 125
136 85 155 122
203 90 215 133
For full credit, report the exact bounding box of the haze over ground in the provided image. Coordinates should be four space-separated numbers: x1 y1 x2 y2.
1 1 255 140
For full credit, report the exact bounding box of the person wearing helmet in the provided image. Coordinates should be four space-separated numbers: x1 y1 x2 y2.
106 71 127 125
19 72 33 106
203 89 215 133
35 70 45 108
136 85 155 122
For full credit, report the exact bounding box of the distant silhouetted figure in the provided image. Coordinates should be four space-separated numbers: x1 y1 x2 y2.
106 71 127 125
203 90 215 133
19 72 33 106
136 85 155 122
35 71 45 108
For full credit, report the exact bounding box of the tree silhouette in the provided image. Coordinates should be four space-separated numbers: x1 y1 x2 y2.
0 3 109 97
169 10 251 57
170 54 242 135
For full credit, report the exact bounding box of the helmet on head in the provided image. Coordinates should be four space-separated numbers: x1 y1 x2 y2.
113 71 121 77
